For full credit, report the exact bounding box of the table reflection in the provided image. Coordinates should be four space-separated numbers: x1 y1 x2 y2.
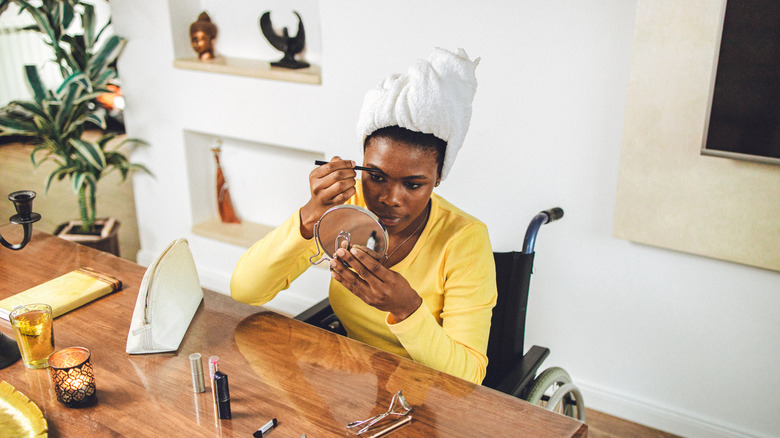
234 312 475 435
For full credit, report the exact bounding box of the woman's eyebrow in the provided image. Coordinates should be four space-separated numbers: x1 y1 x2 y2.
359 164 385 175
361 163 431 180
401 174 430 180
364 163 430 181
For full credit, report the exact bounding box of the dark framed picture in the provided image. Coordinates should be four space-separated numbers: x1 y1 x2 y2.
702 0 780 165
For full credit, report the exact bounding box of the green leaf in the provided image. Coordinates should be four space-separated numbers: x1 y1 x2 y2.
97 132 120 149
56 44 81 74
0 0 13 15
110 137 149 151
62 34 87 71
30 145 50 166
74 90 104 105
0 115 38 134
17 0 56 45
24 65 47 104
72 171 86 193
55 83 78 133
94 68 116 88
32 113 51 136
44 164 77 192
29 111 57 139
127 162 153 177
43 1 63 43
57 71 90 95
95 16 111 44
61 1 75 30
73 171 98 194
9 101 52 136
7 100 47 120
104 150 127 164
88 35 125 80
64 106 104 136
102 160 152 181
83 112 106 130
41 99 55 115
71 138 106 170
44 172 58 193
86 171 98 187
82 3 95 49
50 1 61 33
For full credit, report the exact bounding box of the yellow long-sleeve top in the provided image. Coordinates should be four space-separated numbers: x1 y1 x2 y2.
231 187 497 384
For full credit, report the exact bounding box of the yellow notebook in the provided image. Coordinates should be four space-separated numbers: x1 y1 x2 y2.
0 268 122 320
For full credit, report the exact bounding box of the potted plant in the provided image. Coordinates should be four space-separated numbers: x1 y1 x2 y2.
0 0 150 255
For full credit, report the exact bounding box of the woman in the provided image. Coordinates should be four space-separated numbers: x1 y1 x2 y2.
231 48 497 384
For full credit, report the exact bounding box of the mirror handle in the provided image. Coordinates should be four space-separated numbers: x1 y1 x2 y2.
309 221 326 265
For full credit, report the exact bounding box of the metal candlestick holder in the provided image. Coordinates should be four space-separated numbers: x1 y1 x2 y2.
0 190 42 369
0 190 41 251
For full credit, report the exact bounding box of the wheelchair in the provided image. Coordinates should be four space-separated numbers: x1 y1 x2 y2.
295 207 585 421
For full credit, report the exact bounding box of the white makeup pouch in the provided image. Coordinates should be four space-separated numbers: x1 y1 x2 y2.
126 238 203 354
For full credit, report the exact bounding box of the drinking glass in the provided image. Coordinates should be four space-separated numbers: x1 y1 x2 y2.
9 303 55 369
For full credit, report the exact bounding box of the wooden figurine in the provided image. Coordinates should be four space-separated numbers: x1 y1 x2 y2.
211 144 240 224
190 12 217 61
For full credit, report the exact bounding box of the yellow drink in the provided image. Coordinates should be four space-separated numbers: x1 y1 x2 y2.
10 304 54 369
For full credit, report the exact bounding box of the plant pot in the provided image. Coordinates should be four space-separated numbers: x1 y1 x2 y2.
54 217 121 257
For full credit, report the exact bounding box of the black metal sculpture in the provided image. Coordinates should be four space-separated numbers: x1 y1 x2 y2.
0 190 41 251
259 10 310 69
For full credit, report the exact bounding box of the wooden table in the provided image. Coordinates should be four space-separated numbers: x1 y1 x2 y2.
0 226 587 437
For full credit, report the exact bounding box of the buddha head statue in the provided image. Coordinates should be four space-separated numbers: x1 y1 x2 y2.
190 12 217 60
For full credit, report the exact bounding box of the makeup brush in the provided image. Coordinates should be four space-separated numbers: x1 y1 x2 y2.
314 160 382 174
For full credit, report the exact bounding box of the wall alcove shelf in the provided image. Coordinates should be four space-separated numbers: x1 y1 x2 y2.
174 56 321 85
183 128 323 263
191 217 275 248
191 218 328 271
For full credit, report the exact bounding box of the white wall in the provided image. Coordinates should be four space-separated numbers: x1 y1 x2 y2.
110 1 780 437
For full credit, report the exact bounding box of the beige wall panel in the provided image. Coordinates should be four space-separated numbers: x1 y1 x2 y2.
614 0 780 271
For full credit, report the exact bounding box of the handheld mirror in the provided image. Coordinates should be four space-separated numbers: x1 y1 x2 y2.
309 205 388 265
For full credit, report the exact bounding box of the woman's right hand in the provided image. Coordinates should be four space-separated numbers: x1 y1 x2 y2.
299 156 357 239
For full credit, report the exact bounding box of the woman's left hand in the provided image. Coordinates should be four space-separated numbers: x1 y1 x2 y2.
329 246 423 322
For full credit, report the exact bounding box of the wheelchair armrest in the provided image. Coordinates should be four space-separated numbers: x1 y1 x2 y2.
294 298 333 323
495 345 550 398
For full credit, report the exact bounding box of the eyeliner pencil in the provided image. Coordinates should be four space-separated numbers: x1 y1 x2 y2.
314 160 381 174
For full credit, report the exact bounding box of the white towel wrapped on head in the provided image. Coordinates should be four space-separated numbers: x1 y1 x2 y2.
357 48 480 180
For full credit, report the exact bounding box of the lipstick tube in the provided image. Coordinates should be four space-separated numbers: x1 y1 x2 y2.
214 370 231 419
189 353 206 393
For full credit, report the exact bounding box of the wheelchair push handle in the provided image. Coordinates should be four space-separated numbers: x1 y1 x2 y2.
542 207 564 222
522 207 564 254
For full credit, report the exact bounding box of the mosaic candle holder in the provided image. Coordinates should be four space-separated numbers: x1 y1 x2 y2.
48 347 96 407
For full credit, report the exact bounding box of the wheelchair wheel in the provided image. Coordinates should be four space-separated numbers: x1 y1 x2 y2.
526 367 586 421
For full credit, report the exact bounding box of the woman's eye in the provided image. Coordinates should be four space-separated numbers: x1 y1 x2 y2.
369 173 385 182
404 182 422 190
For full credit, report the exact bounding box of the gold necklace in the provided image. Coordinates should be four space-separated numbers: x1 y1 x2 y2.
383 203 430 264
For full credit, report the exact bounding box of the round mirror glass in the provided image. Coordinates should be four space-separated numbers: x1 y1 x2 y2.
310 205 388 264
